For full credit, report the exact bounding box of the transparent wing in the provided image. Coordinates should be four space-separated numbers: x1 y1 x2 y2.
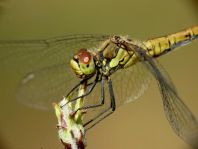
0 34 108 75
82 61 152 124
16 63 78 110
0 34 109 109
112 62 152 106
131 43 198 148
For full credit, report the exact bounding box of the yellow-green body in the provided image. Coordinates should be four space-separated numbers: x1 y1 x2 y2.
70 25 198 79
144 25 198 57
107 25 198 70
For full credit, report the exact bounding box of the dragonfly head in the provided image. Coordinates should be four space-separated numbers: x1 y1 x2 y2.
70 49 96 79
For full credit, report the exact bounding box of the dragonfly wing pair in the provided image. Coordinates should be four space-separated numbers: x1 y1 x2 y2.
0 34 109 109
129 43 198 148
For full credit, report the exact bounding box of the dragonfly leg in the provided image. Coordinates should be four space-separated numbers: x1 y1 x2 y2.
66 79 88 97
75 77 105 112
83 77 116 130
85 108 114 131
108 77 116 111
67 73 100 104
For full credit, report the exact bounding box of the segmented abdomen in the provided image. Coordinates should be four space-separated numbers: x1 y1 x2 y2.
144 25 198 57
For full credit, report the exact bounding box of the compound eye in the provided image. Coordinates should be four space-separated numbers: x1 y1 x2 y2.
71 48 95 78
77 49 92 64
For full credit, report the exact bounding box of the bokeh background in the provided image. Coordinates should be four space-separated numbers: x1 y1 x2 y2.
0 0 198 149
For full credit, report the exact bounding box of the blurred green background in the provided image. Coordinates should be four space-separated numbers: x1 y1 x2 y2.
0 0 198 149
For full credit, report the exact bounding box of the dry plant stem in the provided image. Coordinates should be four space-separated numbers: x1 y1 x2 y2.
54 83 87 149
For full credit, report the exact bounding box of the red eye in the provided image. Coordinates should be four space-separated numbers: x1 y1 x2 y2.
77 49 92 64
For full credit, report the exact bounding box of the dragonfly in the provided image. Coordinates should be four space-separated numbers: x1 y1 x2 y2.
0 25 198 147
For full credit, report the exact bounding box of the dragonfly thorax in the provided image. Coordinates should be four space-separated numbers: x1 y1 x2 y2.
95 37 138 76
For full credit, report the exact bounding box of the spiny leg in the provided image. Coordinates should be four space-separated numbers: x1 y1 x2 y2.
76 76 105 112
66 73 100 104
83 77 116 131
66 78 88 97
85 108 113 132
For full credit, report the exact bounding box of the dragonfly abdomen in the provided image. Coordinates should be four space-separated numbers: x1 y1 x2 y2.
144 25 198 57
